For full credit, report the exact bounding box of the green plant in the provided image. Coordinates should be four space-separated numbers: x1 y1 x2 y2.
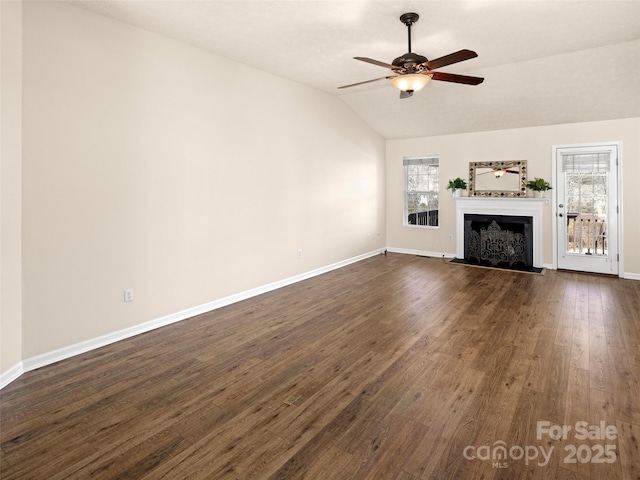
525 177 552 191
446 177 467 190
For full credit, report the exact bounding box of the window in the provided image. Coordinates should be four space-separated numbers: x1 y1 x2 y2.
404 156 439 227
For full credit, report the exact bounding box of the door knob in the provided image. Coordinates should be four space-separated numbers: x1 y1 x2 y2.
559 204 564 208
559 213 564 217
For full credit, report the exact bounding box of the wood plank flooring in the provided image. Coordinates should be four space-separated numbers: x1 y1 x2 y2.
1 253 639 479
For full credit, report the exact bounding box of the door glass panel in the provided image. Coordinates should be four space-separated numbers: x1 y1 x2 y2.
564 171 608 256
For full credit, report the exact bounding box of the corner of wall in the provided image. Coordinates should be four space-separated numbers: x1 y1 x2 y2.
0 0 24 384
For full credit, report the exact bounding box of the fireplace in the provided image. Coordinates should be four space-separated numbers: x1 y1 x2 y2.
454 197 546 269
464 214 533 268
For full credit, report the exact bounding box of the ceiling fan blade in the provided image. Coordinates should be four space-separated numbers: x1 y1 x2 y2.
337 76 396 89
431 71 484 85
399 90 414 99
424 49 478 70
354 57 404 71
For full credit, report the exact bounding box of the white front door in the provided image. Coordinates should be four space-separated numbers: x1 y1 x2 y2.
554 144 619 275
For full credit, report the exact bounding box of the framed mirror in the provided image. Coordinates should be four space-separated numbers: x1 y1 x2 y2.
468 160 527 197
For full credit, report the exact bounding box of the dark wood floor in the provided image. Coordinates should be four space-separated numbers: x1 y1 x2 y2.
1 253 639 479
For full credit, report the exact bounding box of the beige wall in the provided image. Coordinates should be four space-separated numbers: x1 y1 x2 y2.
386 118 640 276
20 1 385 359
1 0 24 377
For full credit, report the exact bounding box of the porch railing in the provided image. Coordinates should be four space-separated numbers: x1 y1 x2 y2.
566 214 607 255
408 209 439 227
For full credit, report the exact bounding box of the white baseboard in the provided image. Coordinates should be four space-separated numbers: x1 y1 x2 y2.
0 362 24 390
386 247 455 259
623 271 640 280
14 249 386 384
541 262 639 279
389 249 557 272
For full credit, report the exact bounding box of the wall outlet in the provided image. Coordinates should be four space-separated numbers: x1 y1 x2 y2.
297 250 303 258
124 289 134 302
448 234 453 241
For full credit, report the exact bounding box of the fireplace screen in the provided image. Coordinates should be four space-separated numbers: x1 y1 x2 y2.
464 214 533 268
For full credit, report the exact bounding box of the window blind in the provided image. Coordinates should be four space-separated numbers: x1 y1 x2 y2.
562 153 610 173
403 156 439 166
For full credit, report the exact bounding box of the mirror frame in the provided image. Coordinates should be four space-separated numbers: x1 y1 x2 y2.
468 160 527 197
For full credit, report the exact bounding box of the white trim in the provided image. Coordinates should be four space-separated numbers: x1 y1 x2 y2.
618 143 624 276
12 249 385 385
552 142 622 276
622 272 640 281
386 247 454 259
0 362 24 390
453 197 547 268
551 147 558 270
389 248 557 271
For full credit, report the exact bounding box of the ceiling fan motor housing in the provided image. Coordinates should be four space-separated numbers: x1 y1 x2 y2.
392 52 429 71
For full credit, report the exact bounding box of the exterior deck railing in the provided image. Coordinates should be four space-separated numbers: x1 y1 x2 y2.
566 214 607 255
408 209 439 227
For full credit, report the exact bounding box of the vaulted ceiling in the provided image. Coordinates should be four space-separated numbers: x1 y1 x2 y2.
66 0 640 139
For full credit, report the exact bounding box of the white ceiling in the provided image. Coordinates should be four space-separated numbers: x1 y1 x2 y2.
66 0 640 139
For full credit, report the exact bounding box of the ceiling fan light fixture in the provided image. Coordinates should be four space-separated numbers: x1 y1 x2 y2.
391 74 431 93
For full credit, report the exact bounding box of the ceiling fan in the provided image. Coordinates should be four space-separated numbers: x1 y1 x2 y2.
338 12 484 99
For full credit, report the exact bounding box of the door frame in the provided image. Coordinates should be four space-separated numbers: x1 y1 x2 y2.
551 141 623 276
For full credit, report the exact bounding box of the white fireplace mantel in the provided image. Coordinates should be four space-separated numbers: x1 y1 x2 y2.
454 197 547 268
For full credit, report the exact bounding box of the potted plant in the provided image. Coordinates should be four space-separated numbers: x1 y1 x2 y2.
446 177 467 197
525 177 552 198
